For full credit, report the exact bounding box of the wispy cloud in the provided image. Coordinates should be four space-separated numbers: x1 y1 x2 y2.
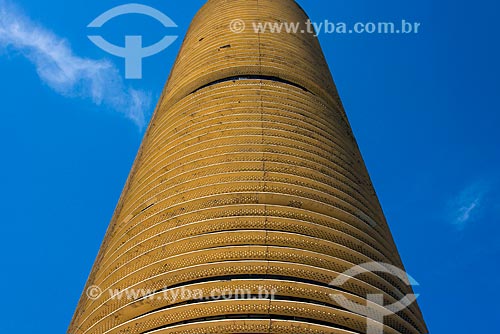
0 0 151 128
447 182 489 230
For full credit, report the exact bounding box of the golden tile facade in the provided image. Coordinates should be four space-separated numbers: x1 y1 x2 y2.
69 1 428 333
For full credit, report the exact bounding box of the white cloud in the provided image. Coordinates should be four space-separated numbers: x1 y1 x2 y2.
447 182 488 230
0 0 151 128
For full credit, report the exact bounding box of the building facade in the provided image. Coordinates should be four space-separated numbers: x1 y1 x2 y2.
69 1 428 333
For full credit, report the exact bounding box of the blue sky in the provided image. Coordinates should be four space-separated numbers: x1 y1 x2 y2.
0 0 499 332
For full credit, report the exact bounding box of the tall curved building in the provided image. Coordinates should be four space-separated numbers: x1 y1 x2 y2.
69 1 428 333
